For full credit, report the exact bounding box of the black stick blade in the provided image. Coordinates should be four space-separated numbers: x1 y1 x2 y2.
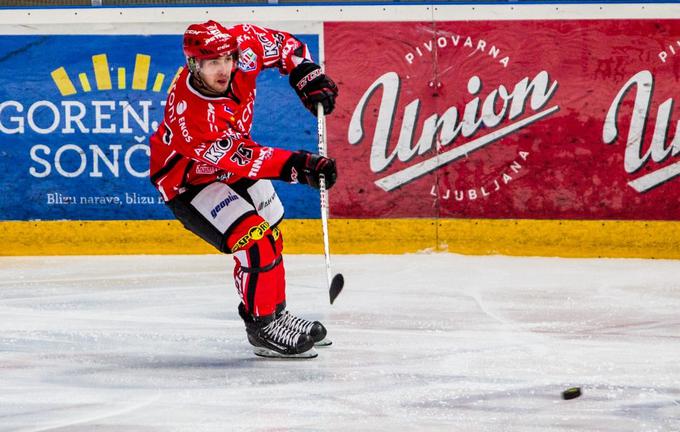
329 273 344 305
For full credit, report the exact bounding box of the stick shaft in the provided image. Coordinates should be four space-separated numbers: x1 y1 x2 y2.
316 103 333 289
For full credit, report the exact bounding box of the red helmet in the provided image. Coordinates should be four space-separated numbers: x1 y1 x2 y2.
183 20 237 61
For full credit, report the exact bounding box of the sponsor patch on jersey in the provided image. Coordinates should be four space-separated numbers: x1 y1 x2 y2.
193 142 208 156
210 192 239 218
207 103 219 133
258 34 280 58
248 146 274 178
178 115 192 143
176 100 187 115
216 172 233 182
195 164 220 175
203 137 233 164
282 38 299 59
238 48 257 72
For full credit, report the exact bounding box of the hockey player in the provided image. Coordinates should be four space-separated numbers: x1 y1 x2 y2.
149 21 338 358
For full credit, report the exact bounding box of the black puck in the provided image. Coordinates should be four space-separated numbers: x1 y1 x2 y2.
562 387 582 400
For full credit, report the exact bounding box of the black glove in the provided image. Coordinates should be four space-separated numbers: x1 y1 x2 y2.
281 151 337 189
289 62 338 116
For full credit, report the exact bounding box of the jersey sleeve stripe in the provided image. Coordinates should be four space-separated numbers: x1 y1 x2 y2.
151 153 183 184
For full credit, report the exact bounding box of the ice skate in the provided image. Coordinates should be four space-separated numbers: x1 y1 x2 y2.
278 310 332 347
239 304 317 359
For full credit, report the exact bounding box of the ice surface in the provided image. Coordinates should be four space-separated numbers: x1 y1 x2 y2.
0 254 679 432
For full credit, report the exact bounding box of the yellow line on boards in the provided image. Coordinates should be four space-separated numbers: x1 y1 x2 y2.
1 219 678 259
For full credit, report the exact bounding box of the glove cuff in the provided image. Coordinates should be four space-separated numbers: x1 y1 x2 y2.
280 150 309 185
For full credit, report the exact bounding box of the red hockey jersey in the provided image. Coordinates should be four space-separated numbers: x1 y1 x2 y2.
149 24 312 201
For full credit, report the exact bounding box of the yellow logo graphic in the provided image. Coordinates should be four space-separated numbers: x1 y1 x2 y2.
231 221 271 253
50 53 183 96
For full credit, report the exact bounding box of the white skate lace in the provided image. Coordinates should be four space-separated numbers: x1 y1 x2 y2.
263 317 301 346
279 311 314 334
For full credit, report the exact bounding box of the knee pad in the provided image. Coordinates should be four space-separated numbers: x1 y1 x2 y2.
228 216 282 273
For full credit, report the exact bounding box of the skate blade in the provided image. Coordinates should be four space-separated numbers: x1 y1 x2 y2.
315 338 332 347
253 347 318 359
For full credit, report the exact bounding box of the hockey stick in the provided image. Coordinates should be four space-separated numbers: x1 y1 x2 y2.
317 103 344 304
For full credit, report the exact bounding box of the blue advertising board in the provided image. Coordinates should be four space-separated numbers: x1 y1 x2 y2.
0 34 320 220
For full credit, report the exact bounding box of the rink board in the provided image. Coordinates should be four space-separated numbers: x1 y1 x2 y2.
328 19 680 220
0 33 321 221
1 3 680 257
3 218 679 259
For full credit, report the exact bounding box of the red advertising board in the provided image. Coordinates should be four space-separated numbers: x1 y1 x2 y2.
325 21 680 220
